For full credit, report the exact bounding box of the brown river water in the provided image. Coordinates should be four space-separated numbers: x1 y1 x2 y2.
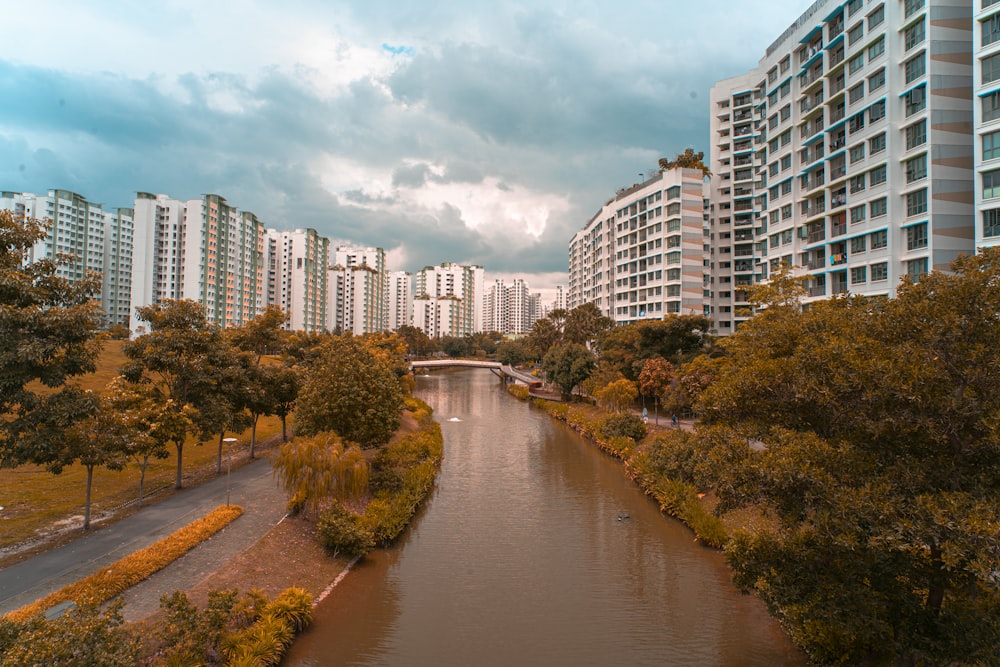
282 368 805 666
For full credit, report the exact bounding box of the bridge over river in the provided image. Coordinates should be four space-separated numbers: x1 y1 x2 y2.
410 359 541 388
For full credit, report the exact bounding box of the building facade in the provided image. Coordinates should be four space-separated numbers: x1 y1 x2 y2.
568 168 710 325
708 0 974 333
387 270 413 331
327 246 388 334
413 262 485 337
484 277 538 335
264 228 329 333
976 0 1000 250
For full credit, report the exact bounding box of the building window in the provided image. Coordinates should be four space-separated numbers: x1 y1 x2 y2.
905 18 926 50
984 130 1000 161
851 266 867 284
983 208 1000 237
848 0 863 15
904 86 926 116
848 22 864 45
851 204 867 223
871 229 888 249
869 5 885 28
868 68 886 92
904 154 927 183
870 262 888 281
904 0 925 18
906 189 928 216
905 120 927 150
851 235 867 253
984 53 1000 86
984 169 1000 199
984 14 1000 47
769 162 780 176
904 223 930 254
869 133 887 154
984 91 1000 123
849 53 865 74
781 204 793 220
781 180 793 195
850 143 866 163
849 83 865 104
850 174 867 193
904 52 925 84
849 112 866 134
869 100 886 122
868 37 886 61
907 257 928 281
870 164 887 185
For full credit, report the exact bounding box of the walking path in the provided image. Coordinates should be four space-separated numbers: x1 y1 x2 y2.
0 456 287 622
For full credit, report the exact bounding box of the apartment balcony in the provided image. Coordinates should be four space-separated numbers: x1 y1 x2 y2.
830 252 848 266
809 285 827 297
829 104 846 124
829 133 846 151
829 74 846 95
733 109 754 122
808 229 826 244
830 221 847 237
734 187 754 198
828 47 845 68
830 189 847 209
734 155 754 167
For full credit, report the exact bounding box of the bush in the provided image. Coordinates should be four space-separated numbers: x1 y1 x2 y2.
316 503 375 559
600 414 647 442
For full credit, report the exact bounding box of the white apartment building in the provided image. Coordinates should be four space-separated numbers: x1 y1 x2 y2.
264 228 329 333
413 262 484 337
710 0 974 330
1 189 134 328
131 192 185 333
327 246 387 334
976 0 1000 250
179 194 265 329
568 168 709 325
387 270 413 331
484 277 537 335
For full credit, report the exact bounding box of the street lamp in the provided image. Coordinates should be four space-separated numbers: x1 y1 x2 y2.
223 438 238 506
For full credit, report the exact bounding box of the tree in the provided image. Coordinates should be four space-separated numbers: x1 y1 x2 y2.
697 249 1000 664
526 317 561 362
563 302 613 348
638 357 674 422
228 305 288 364
542 343 595 399
594 378 638 414
496 338 532 367
598 315 711 380
121 300 229 489
394 325 435 357
295 335 403 447
658 147 711 177
0 211 103 470
272 432 369 515
268 365 300 443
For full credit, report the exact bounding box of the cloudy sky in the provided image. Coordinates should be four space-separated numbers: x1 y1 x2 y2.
2 1 815 298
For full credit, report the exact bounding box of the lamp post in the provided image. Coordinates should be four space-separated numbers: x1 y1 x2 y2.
223 437 238 506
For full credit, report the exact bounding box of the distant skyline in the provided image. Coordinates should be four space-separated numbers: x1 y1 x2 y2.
2 1 816 296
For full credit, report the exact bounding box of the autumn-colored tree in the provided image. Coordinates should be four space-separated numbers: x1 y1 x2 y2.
272 432 369 515
0 211 103 470
595 378 638 414
394 325 436 358
295 334 403 447
638 357 674 422
580 360 626 399
496 338 532 367
563 302 613 348
658 147 711 177
698 249 1000 664
526 317 562 362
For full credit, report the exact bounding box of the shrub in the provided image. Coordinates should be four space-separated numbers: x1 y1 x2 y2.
507 384 530 400
600 414 647 442
316 503 375 558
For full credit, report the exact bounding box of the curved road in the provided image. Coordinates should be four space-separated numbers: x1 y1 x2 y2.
0 456 287 622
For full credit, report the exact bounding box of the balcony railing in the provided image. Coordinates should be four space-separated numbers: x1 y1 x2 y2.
809 285 827 296
831 222 847 237
808 229 826 243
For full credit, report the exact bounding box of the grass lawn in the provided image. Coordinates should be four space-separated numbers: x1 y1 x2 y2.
0 340 290 563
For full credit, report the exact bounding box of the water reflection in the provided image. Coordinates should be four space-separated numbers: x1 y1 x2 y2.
283 369 803 666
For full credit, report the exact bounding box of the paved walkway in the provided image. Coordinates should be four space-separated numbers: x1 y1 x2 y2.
0 456 287 622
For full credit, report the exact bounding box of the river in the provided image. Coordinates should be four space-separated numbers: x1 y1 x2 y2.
282 368 804 666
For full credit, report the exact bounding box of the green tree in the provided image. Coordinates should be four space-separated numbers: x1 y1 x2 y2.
699 249 1000 665
496 338 532 367
563 302 613 348
0 211 103 470
542 343 595 399
394 325 436 358
526 317 561 362
121 300 230 489
658 147 711 177
295 335 403 447
598 316 711 380
268 365 300 443
272 432 369 515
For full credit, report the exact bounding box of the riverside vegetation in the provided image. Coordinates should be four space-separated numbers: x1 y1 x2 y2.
0 211 442 665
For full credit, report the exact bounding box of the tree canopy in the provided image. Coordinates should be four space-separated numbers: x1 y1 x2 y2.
697 248 1000 665
658 148 711 177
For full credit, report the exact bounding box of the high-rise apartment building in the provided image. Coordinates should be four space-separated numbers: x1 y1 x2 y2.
484 277 537 335
179 195 265 329
413 262 485 337
327 246 388 334
1 189 134 328
976 0 1000 250
568 168 710 325
387 270 413 331
708 0 973 332
264 228 329 333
